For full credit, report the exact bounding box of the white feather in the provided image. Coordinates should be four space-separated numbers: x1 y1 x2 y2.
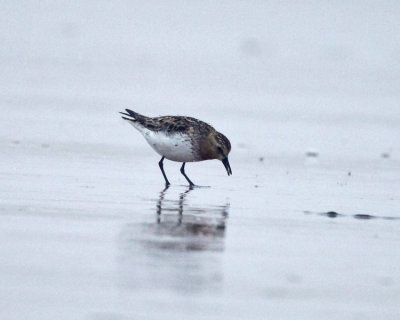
130 122 196 162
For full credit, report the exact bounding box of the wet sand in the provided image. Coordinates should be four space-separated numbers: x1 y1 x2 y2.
1 131 399 319
1 1 400 319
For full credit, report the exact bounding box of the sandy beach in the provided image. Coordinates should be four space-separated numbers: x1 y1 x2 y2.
1 1 399 319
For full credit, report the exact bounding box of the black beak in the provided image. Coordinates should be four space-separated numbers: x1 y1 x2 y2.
222 157 232 176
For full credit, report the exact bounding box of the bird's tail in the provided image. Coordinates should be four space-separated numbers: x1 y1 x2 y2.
119 109 145 122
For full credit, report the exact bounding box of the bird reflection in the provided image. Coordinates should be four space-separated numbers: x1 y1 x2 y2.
118 187 229 293
121 186 229 252
153 186 228 250
157 185 193 224
156 185 194 225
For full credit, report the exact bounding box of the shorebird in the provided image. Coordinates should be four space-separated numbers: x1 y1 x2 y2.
120 109 232 186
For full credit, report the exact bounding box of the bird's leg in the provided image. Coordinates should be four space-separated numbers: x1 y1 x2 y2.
180 162 195 186
158 156 171 186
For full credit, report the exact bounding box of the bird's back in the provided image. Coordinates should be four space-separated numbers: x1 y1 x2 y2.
141 115 215 137
121 110 215 135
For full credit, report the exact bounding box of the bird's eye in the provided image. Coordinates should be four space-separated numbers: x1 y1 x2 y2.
217 147 223 154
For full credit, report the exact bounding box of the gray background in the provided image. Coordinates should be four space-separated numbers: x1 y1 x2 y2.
1 1 399 319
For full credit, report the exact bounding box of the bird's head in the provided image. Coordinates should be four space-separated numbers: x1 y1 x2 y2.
201 131 232 176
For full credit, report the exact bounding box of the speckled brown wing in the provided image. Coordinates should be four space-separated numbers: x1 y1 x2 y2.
145 116 215 136
120 109 215 136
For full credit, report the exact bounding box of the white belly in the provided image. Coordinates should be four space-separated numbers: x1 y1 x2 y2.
141 129 196 162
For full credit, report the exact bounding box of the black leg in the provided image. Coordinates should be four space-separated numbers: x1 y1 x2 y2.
180 162 195 186
158 156 170 186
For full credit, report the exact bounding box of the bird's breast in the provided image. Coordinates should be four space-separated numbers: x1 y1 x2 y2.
142 130 197 162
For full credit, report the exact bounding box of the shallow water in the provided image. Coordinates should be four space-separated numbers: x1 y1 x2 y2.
1 139 399 319
1 1 400 319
